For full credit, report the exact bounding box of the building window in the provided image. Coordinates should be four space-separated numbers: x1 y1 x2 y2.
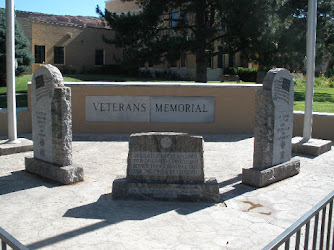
170 10 178 27
54 46 64 65
229 53 235 67
207 56 213 69
35 45 45 63
95 49 104 65
180 53 186 68
180 10 188 26
218 54 224 68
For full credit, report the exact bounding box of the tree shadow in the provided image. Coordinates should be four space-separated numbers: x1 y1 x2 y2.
219 174 255 202
27 194 215 249
201 134 253 142
73 134 130 142
294 91 334 103
0 170 59 195
72 134 253 143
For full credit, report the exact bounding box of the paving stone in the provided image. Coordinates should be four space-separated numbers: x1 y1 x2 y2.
0 133 333 249
292 136 332 156
0 138 33 156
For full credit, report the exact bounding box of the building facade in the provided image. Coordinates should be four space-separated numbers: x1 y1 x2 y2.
16 11 122 74
105 0 141 14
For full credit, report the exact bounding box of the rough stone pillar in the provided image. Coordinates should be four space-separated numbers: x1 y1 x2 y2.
242 68 300 187
25 65 83 184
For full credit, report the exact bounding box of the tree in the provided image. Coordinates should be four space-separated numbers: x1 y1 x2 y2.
98 0 334 82
0 8 34 87
217 0 279 71
316 0 334 74
226 0 334 73
98 0 241 82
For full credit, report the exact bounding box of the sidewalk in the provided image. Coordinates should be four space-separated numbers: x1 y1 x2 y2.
0 134 333 249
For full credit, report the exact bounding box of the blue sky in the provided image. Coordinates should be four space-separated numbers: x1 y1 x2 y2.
0 0 107 17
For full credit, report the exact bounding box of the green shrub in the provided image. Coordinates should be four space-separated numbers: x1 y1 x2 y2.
224 67 238 75
294 76 334 88
138 69 184 81
314 76 329 87
224 67 258 82
293 78 306 87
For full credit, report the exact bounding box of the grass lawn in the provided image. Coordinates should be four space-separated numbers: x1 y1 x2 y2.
0 74 333 113
294 87 334 113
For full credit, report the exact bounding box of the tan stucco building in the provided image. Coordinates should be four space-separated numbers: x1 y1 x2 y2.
16 11 122 74
105 0 141 14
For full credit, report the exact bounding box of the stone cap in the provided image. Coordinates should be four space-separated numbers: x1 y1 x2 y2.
129 132 203 152
32 64 64 90
263 68 291 91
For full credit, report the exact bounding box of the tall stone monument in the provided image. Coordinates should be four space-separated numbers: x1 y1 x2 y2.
25 65 84 184
112 132 220 202
242 68 300 187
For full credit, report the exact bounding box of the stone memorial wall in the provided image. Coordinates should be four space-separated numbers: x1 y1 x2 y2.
112 132 219 202
127 133 204 182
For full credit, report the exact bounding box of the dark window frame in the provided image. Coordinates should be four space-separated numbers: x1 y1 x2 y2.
54 46 65 65
229 53 235 67
180 53 187 68
170 10 178 28
95 49 104 66
34 45 45 64
207 54 213 69
218 54 224 69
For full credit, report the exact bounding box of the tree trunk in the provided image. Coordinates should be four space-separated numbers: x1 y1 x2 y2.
193 0 208 83
256 65 269 83
195 48 208 83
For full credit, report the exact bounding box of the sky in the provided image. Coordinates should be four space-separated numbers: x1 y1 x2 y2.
0 0 107 17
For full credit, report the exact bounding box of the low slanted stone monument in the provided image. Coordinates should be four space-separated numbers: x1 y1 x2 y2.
242 68 300 187
112 132 219 202
25 65 83 184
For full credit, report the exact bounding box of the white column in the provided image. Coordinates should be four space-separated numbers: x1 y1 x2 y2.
6 0 19 143
303 0 317 140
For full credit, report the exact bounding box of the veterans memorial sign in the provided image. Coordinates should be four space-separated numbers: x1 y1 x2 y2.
86 96 215 123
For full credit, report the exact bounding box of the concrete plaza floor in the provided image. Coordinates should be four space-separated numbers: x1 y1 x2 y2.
0 133 333 250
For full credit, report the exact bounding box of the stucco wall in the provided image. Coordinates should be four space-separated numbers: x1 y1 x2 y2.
105 0 142 14
32 22 121 73
1 83 333 141
0 108 32 136
293 111 334 141
68 82 259 134
16 11 33 54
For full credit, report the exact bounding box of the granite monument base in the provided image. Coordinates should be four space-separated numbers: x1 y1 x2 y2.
25 157 84 185
292 137 332 156
112 176 220 202
242 159 300 188
0 138 33 156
